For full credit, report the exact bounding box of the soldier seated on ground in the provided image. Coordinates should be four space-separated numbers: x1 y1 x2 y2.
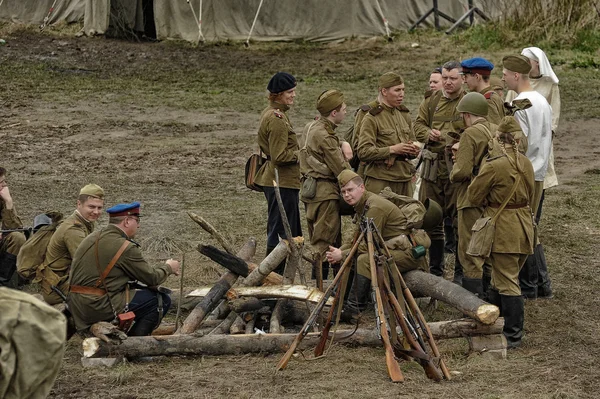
325 170 442 320
0 167 27 288
68 202 180 336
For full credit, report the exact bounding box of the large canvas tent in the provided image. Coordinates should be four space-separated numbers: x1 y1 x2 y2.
0 0 498 42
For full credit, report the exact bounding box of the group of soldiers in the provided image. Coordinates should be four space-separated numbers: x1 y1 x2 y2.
254 47 559 349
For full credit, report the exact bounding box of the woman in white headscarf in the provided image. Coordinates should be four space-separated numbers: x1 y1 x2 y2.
506 47 560 194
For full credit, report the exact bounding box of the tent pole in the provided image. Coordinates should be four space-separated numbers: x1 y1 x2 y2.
245 0 265 48
40 0 60 31
375 0 392 41
186 0 204 45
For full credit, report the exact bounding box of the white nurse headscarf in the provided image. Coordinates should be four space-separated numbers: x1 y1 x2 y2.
521 47 559 84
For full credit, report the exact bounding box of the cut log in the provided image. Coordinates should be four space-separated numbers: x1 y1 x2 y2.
187 285 334 306
245 313 257 334
230 316 246 335
229 297 267 313
177 239 257 334
84 318 503 358
187 212 236 255
198 244 250 276
403 270 499 325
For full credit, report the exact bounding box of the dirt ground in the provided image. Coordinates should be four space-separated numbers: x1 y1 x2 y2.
1 25 600 398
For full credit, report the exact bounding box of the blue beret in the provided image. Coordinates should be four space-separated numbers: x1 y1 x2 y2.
267 72 296 94
107 201 141 217
461 57 494 75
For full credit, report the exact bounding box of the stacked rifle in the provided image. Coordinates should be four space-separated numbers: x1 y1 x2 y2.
276 218 450 383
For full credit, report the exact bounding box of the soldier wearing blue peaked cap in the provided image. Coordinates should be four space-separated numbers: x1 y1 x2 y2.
106 202 141 217
461 57 504 124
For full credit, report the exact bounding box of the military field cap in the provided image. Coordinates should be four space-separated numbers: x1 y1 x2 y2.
267 72 296 94
502 55 532 74
460 57 494 76
317 89 344 115
489 76 504 90
378 72 404 89
457 92 488 117
338 169 360 187
79 183 104 199
107 201 141 217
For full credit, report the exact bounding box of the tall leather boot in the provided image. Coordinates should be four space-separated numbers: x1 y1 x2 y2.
519 253 538 299
482 267 492 302
0 252 18 289
462 277 483 297
428 240 445 277
340 274 371 322
500 294 524 349
444 218 455 254
487 287 501 310
535 244 553 299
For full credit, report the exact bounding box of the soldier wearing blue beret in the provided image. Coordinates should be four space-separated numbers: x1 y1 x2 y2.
461 57 504 125
69 201 181 336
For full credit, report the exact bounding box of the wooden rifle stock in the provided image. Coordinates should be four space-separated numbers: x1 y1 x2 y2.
276 232 364 371
366 228 404 383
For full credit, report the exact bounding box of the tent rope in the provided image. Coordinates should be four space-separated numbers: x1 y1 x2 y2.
245 0 265 47
40 0 60 31
186 0 205 44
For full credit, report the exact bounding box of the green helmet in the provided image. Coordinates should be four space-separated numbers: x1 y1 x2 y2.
457 92 488 117
421 198 443 230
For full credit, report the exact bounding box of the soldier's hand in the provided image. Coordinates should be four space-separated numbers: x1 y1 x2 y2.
429 129 442 142
340 141 353 161
0 186 13 209
166 259 181 276
325 246 342 264
390 143 420 157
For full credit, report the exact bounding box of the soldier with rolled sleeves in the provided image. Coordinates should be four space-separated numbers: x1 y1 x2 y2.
357 72 420 197
467 117 535 348
300 90 350 280
68 202 180 336
36 184 105 305
413 61 466 282
460 57 504 125
326 170 442 319
502 55 553 299
0 167 27 288
254 72 302 274
449 93 497 297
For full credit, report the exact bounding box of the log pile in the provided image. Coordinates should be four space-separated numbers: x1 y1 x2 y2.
83 210 504 377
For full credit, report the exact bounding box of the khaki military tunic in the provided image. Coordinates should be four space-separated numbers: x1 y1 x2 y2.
39 211 95 305
340 191 429 278
0 288 66 399
350 100 378 177
69 224 173 330
300 118 350 254
450 120 496 279
254 102 300 190
479 86 504 125
0 199 26 256
467 151 535 295
357 103 416 196
414 89 466 240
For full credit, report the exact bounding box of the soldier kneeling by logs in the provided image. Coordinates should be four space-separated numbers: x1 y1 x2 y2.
326 170 442 320
68 202 180 337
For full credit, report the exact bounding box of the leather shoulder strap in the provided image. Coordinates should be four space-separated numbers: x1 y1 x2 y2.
95 239 131 288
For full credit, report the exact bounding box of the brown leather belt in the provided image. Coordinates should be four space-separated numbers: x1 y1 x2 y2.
70 285 106 296
488 202 528 209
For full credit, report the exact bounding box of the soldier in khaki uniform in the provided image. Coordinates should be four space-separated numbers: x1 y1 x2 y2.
357 72 420 197
429 67 443 91
346 98 378 176
69 202 180 336
326 170 442 318
0 167 26 288
490 76 505 98
449 93 497 296
460 57 504 125
300 90 350 280
0 288 66 399
254 72 302 273
37 184 105 305
467 117 535 348
413 61 466 280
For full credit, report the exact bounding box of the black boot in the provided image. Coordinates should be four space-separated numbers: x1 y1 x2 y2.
462 277 483 297
340 274 371 322
0 252 18 289
444 218 456 254
535 244 553 299
487 287 501 309
500 294 524 349
128 317 159 337
428 240 445 277
482 267 492 301
519 252 538 299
